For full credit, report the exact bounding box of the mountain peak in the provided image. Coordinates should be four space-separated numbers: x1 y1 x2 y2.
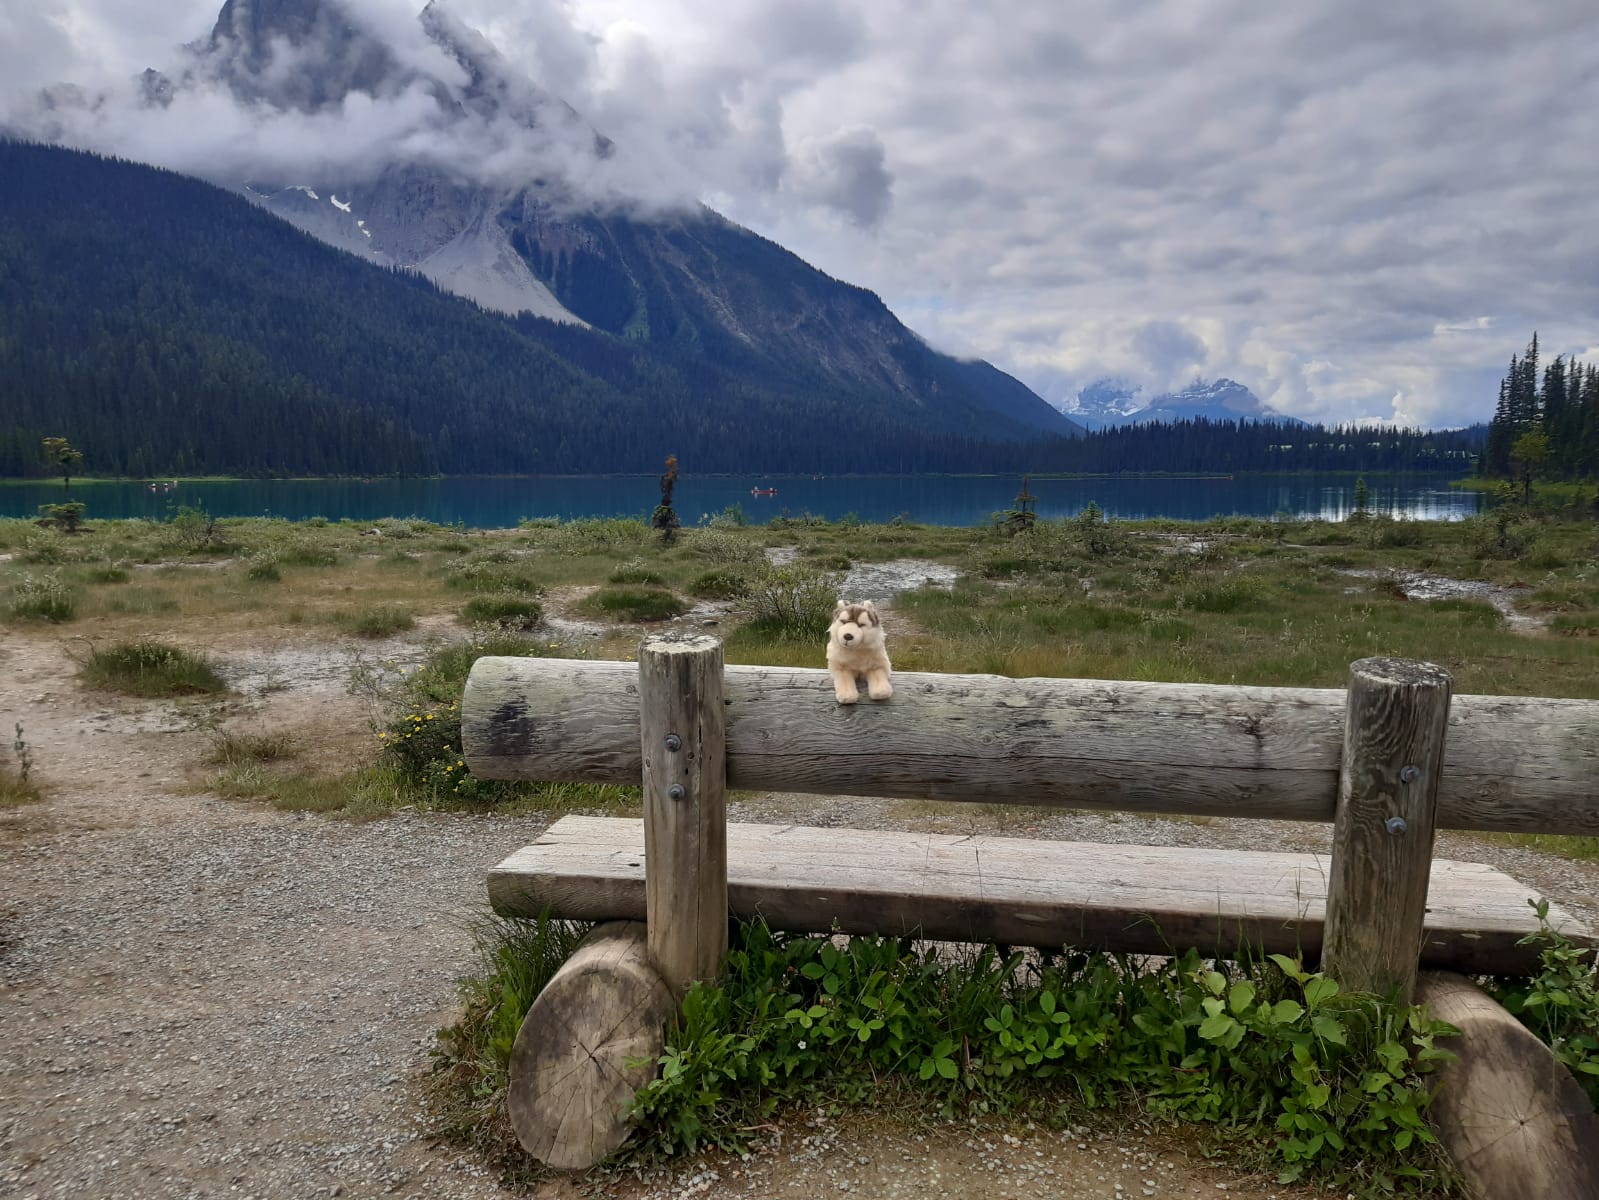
207 0 400 111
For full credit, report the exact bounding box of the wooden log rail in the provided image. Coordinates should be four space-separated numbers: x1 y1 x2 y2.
464 657 1599 835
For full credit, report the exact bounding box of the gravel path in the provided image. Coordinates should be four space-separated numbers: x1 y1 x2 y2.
4 615 1594 1200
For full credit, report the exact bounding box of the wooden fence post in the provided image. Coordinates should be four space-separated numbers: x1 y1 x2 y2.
1322 656 1453 1003
639 633 728 996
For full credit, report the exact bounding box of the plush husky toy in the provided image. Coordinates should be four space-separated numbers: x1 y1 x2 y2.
826 600 893 704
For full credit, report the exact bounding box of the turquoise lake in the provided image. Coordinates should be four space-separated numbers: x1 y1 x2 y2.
3 473 1482 527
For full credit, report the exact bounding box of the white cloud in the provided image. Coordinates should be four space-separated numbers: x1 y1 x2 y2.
7 0 1599 427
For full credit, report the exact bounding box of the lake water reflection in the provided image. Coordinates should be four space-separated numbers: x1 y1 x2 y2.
1 473 1482 527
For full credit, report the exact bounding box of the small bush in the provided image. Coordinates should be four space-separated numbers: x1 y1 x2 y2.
80 640 227 696
328 607 415 638
1486 901 1599 1110
84 563 130 584
245 554 281 582
741 566 841 639
7 573 78 622
688 528 765 566
435 919 1459 1192
168 505 227 553
1552 612 1599 637
691 569 752 600
278 539 339 567
609 560 668 586
1 722 41 808
17 530 67 564
207 729 297 767
445 558 543 594
461 593 544 629
106 589 179 614
1175 575 1265 613
581 585 687 623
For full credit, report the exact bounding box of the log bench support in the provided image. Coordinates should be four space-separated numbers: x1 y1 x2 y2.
462 644 1599 1175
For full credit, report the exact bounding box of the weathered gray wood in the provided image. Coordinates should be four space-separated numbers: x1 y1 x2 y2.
638 634 727 996
461 658 1599 834
1323 657 1453 1002
506 921 675 1170
1419 972 1599 1200
487 817 1593 974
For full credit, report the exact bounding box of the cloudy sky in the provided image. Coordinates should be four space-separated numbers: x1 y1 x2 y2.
6 0 1599 427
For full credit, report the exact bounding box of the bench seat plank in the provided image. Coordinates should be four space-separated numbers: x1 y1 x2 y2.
487 816 1592 975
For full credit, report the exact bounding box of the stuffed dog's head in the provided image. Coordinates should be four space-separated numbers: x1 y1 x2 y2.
829 600 884 649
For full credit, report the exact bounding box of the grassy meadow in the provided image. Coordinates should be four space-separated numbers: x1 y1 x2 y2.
3 499 1597 823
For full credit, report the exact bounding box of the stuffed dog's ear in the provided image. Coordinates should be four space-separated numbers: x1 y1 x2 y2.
833 601 849 619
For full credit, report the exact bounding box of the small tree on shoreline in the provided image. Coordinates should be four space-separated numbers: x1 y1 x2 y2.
38 437 87 533
652 456 682 545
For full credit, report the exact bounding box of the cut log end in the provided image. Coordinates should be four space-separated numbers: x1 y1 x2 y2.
1419 972 1599 1200
506 921 675 1171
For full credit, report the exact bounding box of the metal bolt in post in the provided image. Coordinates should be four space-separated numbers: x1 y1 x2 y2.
667 784 687 801
664 734 682 752
1399 765 1420 784
1386 816 1408 835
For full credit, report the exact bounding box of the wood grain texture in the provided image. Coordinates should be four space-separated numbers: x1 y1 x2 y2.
486 817 1594 975
1323 658 1453 1002
506 921 675 1171
461 658 1599 834
639 635 727 996
1419 972 1599 1200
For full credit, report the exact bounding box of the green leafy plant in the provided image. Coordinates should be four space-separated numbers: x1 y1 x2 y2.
79 640 226 696
580 585 687 623
740 566 840 639
327 606 415 638
1486 899 1599 1109
1 722 41 807
6 572 78 622
461 593 544 629
617 925 1458 1192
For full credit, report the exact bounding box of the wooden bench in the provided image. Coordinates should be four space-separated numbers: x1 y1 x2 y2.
489 816 1584 976
462 636 1599 1179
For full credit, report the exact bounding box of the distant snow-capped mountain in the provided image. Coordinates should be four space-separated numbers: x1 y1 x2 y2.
1062 377 1302 429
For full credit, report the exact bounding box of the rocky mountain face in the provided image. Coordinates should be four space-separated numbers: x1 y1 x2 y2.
106 0 1079 439
1063 377 1301 429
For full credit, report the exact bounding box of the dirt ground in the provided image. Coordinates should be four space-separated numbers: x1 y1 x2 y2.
4 597 1564 1198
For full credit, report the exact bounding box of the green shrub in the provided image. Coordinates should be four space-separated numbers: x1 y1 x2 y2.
278 538 339 567
436 919 1458 1192
80 640 226 696
328 606 415 638
106 589 179 615
1 722 41 808
1486 901 1599 1110
581 585 687 623
741 566 840 639
431 913 593 1119
1552 612 1599 637
1176 575 1266 613
445 558 542 594
608 560 668 586
168 505 227 552
461 593 545 629
688 528 765 566
17 530 67 564
84 563 129 584
245 554 281 582
690 569 752 600
7 573 78 622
